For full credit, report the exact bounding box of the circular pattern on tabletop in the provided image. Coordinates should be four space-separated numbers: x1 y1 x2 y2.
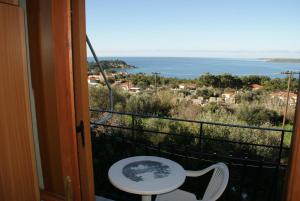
108 156 186 195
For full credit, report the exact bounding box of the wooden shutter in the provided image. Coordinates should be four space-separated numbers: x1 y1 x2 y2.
0 3 39 201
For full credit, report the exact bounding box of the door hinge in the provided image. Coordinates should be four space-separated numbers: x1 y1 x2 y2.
76 120 85 146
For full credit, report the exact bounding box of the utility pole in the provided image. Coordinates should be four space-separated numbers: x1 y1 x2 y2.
152 72 160 94
281 71 300 128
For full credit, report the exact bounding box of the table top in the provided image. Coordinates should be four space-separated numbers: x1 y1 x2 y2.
108 156 186 196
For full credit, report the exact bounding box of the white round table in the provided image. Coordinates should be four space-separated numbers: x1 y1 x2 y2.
108 156 186 201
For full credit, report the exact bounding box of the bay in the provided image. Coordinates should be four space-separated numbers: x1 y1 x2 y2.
89 57 300 79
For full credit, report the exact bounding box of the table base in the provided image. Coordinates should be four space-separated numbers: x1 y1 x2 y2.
142 195 152 201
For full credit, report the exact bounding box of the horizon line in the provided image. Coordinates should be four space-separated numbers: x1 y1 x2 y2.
87 55 300 59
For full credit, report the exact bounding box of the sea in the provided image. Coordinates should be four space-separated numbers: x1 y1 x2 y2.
89 57 300 79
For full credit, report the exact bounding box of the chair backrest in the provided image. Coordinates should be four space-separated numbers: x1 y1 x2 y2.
202 163 229 201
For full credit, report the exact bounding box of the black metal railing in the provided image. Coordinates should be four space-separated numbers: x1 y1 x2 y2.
90 109 293 201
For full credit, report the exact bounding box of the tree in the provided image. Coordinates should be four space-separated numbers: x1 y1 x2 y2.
235 90 264 103
263 78 286 91
241 75 270 85
237 105 282 126
262 77 299 92
125 92 172 116
198 73 220 87
89 86 127 111
218 74 242 88
196 87 214 99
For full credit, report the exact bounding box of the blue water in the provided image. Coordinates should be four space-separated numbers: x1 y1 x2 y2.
91 57 300 79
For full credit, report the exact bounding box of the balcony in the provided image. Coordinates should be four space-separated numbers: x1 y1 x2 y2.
90 109 292 201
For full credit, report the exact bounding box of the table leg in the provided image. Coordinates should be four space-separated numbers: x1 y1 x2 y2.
142 195 152 201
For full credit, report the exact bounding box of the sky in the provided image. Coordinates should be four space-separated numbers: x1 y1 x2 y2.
86 0 300 58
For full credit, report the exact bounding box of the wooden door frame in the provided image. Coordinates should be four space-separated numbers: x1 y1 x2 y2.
285 76 300 201
26 0 89 200
71 0 95 200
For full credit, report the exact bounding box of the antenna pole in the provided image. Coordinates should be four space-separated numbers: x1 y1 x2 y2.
281 71 300 128
152 72 160 94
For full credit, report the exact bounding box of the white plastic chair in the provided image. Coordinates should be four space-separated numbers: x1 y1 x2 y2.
155 163 229 201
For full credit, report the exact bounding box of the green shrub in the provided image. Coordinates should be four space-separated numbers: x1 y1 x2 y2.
237 105 282 126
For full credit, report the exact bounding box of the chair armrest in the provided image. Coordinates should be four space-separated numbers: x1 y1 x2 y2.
186 170 206 177
185 164 216 177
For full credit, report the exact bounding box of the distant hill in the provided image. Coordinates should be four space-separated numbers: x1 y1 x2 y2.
260 58 300 63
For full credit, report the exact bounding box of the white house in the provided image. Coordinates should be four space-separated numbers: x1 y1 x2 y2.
192 97 205 105
179 84 185 89
87 75 101 85
129 87 141 93
222 92 236 104
270 92 298 106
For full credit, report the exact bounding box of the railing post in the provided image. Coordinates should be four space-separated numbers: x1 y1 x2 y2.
199 123 204 153
131 114 136 155
158 143 161 157
253 159 263 200
225 152 233 201
278 130 285 166
269 130 285 201
277 130 285 200
239 154 248 201
131 114 135 140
